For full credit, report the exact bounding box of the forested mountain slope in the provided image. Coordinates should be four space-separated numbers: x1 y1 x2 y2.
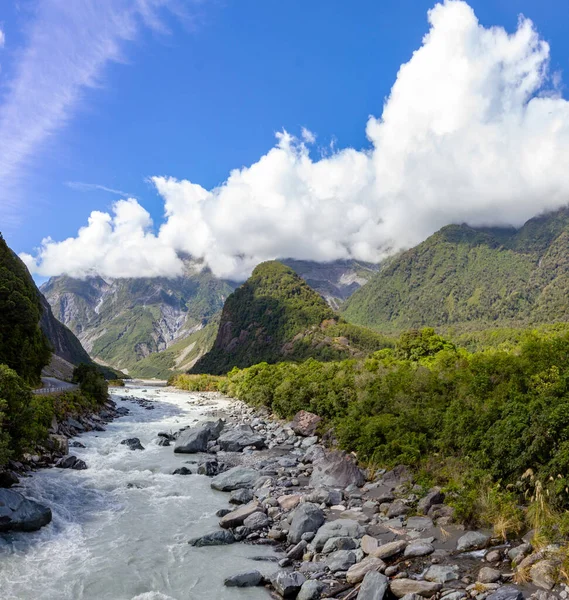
342 207 569 332
192 261 392 375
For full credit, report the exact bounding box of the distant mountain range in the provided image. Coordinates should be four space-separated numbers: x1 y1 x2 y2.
41 258 375 378
342 207 569 332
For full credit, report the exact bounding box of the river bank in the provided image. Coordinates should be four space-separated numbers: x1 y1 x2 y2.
0 382 565 600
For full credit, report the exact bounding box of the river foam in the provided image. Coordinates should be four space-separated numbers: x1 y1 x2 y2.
0 383 275 600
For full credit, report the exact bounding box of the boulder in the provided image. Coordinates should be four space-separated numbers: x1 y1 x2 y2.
278 494 302 510
220 501 262 529
298 580 325 600
530 560 557 590
197 458 220 477
288 502 325 544
406 516 433 530
291 410 322 436
217 425 265 452
424 565 459 584
270 570 306 598
313 519 366 551
243 511 270 530
486 587 524 600
457 531 490 552
417 487 445 515
0 470 19 488
508 543 532 564
322 536 358 554
229 488 254 505
347 556 386 584
387 499 410 518
326 549 356 572
120 438 144 451
189 530 236 547
224 570 263 587
310 450 365 488
210 466 259 491
404 540 435 558
478 567 502 584
389 579 442 598
174 420 223 453
370 539 408 559
357 571 389 600
0 489 52 532
287 540 308 560
55 455 87 470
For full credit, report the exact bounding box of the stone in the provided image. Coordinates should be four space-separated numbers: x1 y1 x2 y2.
357 571 389 600
372 539 408 559
407 516 433 530
174 420 223 453
217 425 265 452
309 450 365 488
55 455 87 469
270 570 306 598
291 411 322 437
312 519 365 551
417 488 445 515
243 511 270 530
48 434 69 455
298 580 325 600
326 549 356 572
361 534 379 555
120 438 144 451
387 499 410 518
230 488 254 504
210 466 259 491
224 570 262 587
287 540 308 560
197 458 220 477
172 467 192 475
0 470 19 488
479 567 502 584
301 436 319 449
0 489 52 532
530 560 557 590
508 543 532 564
220 501 262 529
485 586 525 600
288 502 325 544
486 549 503 563
424 565 459 584
404 540 435 558
390 579 442 598
278 494 301 511
456 531 490 552
322 536 358 554
347 557 386 584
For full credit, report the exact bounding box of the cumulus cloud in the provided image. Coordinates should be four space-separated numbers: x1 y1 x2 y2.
0 28 5 49
25 0 569 280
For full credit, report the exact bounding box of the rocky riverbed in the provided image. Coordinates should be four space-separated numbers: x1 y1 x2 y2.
0 383 566 600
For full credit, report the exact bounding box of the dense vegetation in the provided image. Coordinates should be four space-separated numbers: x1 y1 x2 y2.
0 234 51 384
192 261 392 375
343 208 569 332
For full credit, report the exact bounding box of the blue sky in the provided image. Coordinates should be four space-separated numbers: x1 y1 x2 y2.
3 0 569 280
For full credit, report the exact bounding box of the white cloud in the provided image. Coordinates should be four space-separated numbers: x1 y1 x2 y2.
25 0 569 281
0 28 5 49
23 199 183 278
0 0 186 218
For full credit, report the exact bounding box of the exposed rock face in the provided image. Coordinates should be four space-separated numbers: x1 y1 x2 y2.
291 411 322 437
309 450 365 488
0 489 52 532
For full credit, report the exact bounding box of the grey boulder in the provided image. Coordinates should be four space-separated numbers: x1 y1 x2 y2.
243 511 270 530
270 571 306 598
188 530 236 546
224 570 263 587
326 549 356 572
0 489 52 532
457 531 490 552
174 420 224 453
486 587 525 600
288 502 325 544
120 438 144 451
313 519 365 551
298 579 325 600
211 466 259 491
217 425 265 452
55 455 87 470
357 571 389 600
309 450 364 488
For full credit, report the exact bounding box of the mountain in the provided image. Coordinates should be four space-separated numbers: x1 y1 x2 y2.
41 259 374 378
342 207 569 333
191 261 392 375
41 259 236 375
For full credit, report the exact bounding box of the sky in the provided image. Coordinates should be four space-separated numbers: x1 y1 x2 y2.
2 0 569 281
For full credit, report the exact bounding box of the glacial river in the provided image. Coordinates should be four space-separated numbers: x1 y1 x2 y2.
0 383 275 600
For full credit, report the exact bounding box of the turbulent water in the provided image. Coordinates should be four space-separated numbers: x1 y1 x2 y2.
0 384 276 600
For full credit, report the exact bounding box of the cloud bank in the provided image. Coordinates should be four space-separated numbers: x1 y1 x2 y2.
24 0 569 280
0 0 185 218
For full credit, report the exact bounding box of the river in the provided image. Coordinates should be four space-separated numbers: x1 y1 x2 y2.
0 383 276 600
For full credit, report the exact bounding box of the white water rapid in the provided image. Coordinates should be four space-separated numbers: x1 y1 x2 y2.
0 383 276 600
